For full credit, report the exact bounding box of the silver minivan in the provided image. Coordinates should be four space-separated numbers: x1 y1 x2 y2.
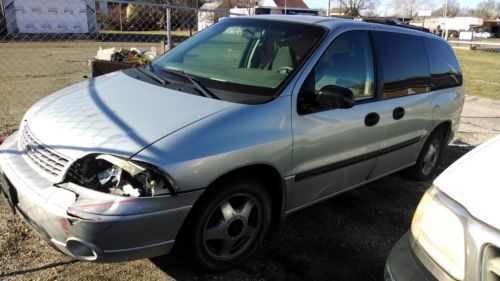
0 15 464 271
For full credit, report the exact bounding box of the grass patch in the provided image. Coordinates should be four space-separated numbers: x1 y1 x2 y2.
453 48 500 100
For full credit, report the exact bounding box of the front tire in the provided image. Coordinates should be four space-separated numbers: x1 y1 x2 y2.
405 128 446 181
180 176 272 272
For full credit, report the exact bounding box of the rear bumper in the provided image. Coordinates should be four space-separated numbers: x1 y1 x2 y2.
0 131 203 262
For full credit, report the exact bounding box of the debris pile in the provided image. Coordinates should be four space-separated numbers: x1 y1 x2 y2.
95 47 157 64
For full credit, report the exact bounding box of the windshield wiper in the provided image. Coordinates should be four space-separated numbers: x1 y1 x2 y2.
161 68 219 100
136 63 168 85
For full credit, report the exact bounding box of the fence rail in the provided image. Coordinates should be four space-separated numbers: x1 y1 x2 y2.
448 40 500 52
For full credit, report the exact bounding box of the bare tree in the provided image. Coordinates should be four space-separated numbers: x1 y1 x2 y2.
220 0 262 9
336 0 379 16
496 0 500 18
391 0 433 19
477 0 496 18
458 7 480 17
98 4 127 30
432 0 461 17
363 9 379 16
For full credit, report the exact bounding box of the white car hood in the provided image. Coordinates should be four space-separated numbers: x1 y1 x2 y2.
435 135 500 230
25 72 234 160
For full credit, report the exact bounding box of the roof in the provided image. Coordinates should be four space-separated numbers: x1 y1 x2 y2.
200 2 223 10
234 15 440 38
484 19 500 25
241 14 336 24
272 0 308 9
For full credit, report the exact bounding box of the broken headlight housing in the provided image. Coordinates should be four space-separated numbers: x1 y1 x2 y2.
65 154 176 197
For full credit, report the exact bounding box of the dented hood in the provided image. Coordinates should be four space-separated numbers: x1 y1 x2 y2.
435 135 500 231
25 71 234 160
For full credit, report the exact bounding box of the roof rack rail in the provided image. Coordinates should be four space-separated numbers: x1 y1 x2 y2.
329 15 355 20
357 17 430 33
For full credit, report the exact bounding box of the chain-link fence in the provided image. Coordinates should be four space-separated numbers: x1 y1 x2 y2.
0 0 238 128
0 0 498 137
0 0 234 98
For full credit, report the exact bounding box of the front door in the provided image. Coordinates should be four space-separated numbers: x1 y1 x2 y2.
288 31 383 212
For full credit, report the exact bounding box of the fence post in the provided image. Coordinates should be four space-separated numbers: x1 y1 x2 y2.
166 7 172 51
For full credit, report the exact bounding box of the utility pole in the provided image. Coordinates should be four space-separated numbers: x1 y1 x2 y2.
402 0 407 22
327 0 331 16
119 3 123 31
409 0 414 21
166 7 171 50
443 0 448 39
0 0 4 18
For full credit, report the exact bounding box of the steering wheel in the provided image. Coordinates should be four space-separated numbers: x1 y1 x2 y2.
276 66 293 75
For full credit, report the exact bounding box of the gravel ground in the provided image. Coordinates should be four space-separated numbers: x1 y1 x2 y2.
1 106 497 281
1 42 499 281
1 131 493 281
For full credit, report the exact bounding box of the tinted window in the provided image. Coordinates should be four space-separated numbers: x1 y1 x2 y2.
424 38 463 89
298 31 375 114
372 32 431 99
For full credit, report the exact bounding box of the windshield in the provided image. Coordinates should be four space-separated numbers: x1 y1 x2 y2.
151 18 326 103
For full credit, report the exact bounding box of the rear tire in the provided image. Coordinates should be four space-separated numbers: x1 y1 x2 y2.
405 128 446 181
179 176 272 272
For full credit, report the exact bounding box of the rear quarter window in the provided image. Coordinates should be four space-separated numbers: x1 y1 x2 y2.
372 31 432 99
424 37 463 89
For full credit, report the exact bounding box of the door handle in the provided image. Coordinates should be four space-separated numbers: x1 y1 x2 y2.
393 107 405 120
364 112 380 127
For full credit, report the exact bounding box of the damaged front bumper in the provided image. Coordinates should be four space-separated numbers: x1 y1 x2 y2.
0 131 203 262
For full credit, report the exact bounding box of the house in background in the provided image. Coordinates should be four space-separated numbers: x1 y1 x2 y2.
412 17 483 35
229 0 318 16
482 19 500 37
2 0 97 34
329 7 348 16
198 1 223 31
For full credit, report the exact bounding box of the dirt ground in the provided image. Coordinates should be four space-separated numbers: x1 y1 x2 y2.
0 42 499 281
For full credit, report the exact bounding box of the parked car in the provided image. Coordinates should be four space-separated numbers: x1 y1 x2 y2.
474 31 492 38
385 135 500 281
448 30 459 38
0 15 464 271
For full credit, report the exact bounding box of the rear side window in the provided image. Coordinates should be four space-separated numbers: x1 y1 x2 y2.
372 31 431 99
424 38 463 89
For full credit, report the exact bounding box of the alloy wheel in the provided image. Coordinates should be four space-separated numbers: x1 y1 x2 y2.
422 139 440 176
202 193 262 261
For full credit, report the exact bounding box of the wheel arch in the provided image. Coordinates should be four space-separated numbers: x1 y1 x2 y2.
203 164 286 223
432 120 452 142
177 163 286 244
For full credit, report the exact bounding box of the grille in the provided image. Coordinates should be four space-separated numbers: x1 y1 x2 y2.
20 126 69 177
483 244 500 281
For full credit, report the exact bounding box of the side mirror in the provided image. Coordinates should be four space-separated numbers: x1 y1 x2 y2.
316 85 355 109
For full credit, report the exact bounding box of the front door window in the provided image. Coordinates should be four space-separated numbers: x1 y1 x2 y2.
298 31 375 114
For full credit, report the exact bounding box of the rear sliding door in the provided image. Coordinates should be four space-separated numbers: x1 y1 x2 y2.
368 31 434 179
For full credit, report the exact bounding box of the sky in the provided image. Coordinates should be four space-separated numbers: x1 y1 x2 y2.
304 0 483 14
